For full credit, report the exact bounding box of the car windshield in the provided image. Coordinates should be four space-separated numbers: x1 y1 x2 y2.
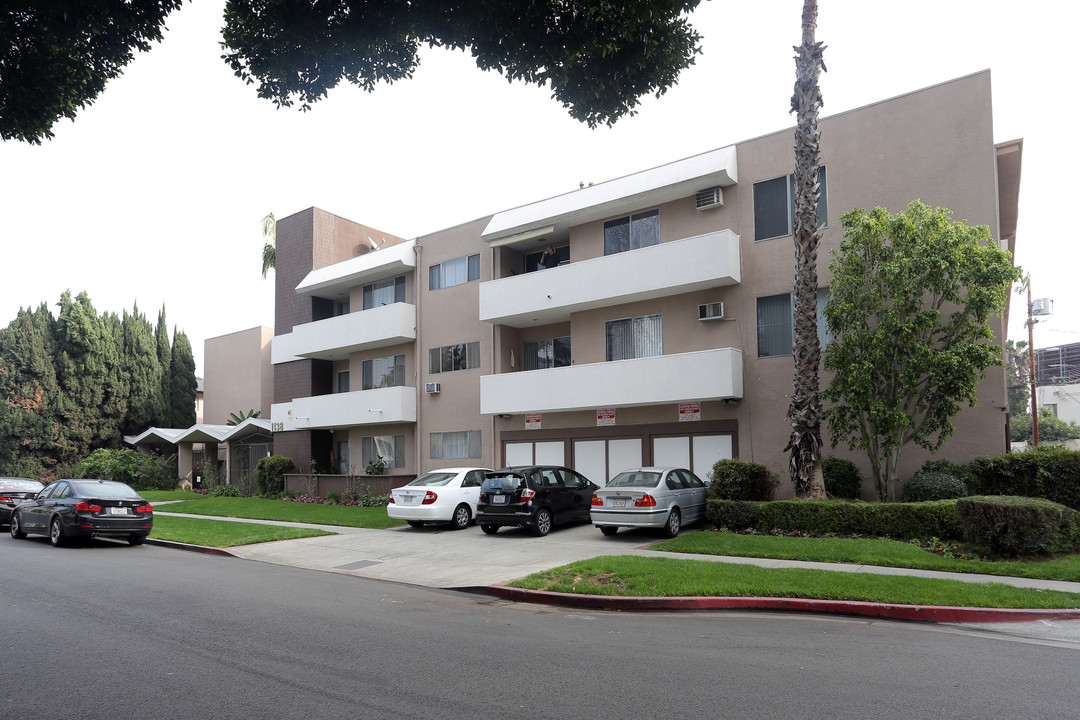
607 471 662 488
407 472 457 487
482 474 525 492
0 479 42 492
71 481 142 500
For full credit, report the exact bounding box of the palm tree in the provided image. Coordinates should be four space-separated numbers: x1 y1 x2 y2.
784 0 828 499
260 212 276 278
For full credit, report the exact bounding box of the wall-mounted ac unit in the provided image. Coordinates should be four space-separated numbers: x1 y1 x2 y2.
424 382 441 394
695 187 723 210
698 302 725 321
1032 297 1054 316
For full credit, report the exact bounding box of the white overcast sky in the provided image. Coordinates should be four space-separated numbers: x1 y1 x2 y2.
2 0 1076 375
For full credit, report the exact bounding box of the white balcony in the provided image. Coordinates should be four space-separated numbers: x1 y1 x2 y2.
295 239 416 300
271 386 416 431
272 303 416 363
478 230 740 327
479 348 742 415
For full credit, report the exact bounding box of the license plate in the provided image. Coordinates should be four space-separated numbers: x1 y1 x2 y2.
108 506 129 515
402 495 420 505
492 495 508 505
611 498 626 508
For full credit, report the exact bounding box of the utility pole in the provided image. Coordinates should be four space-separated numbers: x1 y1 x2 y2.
1027 278 1039 445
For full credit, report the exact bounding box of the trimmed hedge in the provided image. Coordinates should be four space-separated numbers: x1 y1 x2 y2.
967 446 1080 511
957 495 1080 556
76 448 179 491
709 459 779 501
821 457 863 499
706 498 962 540
902 471 968 502
254 455 296 497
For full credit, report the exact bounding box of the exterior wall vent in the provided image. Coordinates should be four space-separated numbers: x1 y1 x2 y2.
695 187 723 210
698 302 725 321
424 382 441 394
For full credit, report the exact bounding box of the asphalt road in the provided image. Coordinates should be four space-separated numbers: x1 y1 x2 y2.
2 536 1078 720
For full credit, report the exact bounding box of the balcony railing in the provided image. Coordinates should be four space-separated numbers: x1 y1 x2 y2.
478 230 740 328
272 303 416 364
479 347 742 415
271 386 416 431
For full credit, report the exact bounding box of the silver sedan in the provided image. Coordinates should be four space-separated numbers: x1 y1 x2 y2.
590 467 709 538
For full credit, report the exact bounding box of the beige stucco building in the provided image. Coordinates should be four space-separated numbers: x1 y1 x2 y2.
269 71 1021 498
203 326 275 425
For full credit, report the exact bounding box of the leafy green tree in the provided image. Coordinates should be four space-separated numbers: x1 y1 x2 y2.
53 291 110 464
0 1 185 143
156 306 173 425
167 329 198 428
120 305 165 436
822 201 1022 501
1010 409 1080 444
1004 338 1031 417
0 306 58 478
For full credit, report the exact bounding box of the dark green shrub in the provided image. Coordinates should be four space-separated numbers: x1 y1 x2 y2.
919 458 975 490
821 457 863 499
903 471 968 502
706 498 962 539
709 459 779 501
967 446 1080 510
957 495 1080 556
208 484 241 497
76 448 178 491
254 455 296 496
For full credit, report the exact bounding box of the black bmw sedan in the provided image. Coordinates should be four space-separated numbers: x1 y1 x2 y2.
9 479 153 546
0 477 44 526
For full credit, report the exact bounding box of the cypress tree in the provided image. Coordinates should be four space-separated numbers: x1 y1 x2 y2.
120 304 164 436
155 306 172 426
168 329 197 428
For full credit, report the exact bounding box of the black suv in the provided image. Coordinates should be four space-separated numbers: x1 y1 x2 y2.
476 466 598 536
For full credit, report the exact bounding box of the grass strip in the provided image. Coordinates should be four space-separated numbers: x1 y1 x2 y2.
141 490 204 502
508 555 1080 609
156 496 405 529
654 531 1080 583
150 514 333 547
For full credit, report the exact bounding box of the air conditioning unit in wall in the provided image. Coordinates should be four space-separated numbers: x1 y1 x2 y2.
424 382 441 394
698 302 725 321
695 187 723 210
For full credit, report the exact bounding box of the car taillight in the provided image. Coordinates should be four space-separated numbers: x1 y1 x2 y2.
635 494 657 508
591 494 603 506
135 504 153 513
388 495 395 503
75 501 102 512
422 491 438 505
520 488 536 501
0 496 11 503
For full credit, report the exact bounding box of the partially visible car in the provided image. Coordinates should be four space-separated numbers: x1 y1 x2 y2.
0 477 43 526
590 467 708 538
387 467 492 530
9 478 153 546
476 466 597 536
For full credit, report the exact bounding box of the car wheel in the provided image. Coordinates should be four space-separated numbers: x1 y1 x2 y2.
450 504 471 530
10 512 27 539
407 521 425 528
49 516 67 547
532 508 552 537
480 524 498 535
662 508 681 538
599 525 619 536
128 534 146 546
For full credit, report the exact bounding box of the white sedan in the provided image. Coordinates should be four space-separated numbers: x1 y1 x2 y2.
590 467 709 538
388 467 492 530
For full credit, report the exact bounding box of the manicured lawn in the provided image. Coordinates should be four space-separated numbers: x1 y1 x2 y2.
150 515 334 547
508 555 1080 609
653 530 1080 583
157 496 405 529
141 490 204 502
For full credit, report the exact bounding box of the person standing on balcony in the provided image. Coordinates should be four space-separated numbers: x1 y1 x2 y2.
540 246 560 269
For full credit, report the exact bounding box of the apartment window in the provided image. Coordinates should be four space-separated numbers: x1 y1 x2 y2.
335 300 350 316
430 430 482 459
429 254 480 290
361 434 404 470
753 167 828 241
337 370 350 393
363 276 405 309
757 293 792 357
606 314 662 361
362 354 405 390
524 336 571 370
429 341 481 374
337 441 350 474
604 209 660 255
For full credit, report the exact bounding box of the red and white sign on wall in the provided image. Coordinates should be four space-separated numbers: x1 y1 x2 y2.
525 413 542 430
597 408 616 426
679 402 701 422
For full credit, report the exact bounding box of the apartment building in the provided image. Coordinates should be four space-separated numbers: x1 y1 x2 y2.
270 70 1021 497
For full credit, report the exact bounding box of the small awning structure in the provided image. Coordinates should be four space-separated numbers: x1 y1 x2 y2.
125 419 273 485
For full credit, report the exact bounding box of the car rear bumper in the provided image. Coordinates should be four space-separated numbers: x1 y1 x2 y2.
590 508 669 529
387 505 459 522
476 509 536 528
67 514 153 538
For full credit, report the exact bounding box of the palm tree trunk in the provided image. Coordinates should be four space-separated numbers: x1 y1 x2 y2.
784 0 827 499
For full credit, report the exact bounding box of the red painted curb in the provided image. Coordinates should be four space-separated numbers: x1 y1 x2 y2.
486 585 1080 623
144 538 238 557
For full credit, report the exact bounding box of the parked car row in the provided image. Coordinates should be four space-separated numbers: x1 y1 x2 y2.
5 478 153 547
387 465 709 538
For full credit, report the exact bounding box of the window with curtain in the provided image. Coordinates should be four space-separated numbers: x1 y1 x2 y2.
606 314 662 361
523 336 571 370
757 293 793 357
361 434 404 469
753 167 828 241
337 370 350 393
429 254 480 290
363 276 405 309
428 341 480 374
430 430 482 459
604 209 660 255
362 354 405 390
